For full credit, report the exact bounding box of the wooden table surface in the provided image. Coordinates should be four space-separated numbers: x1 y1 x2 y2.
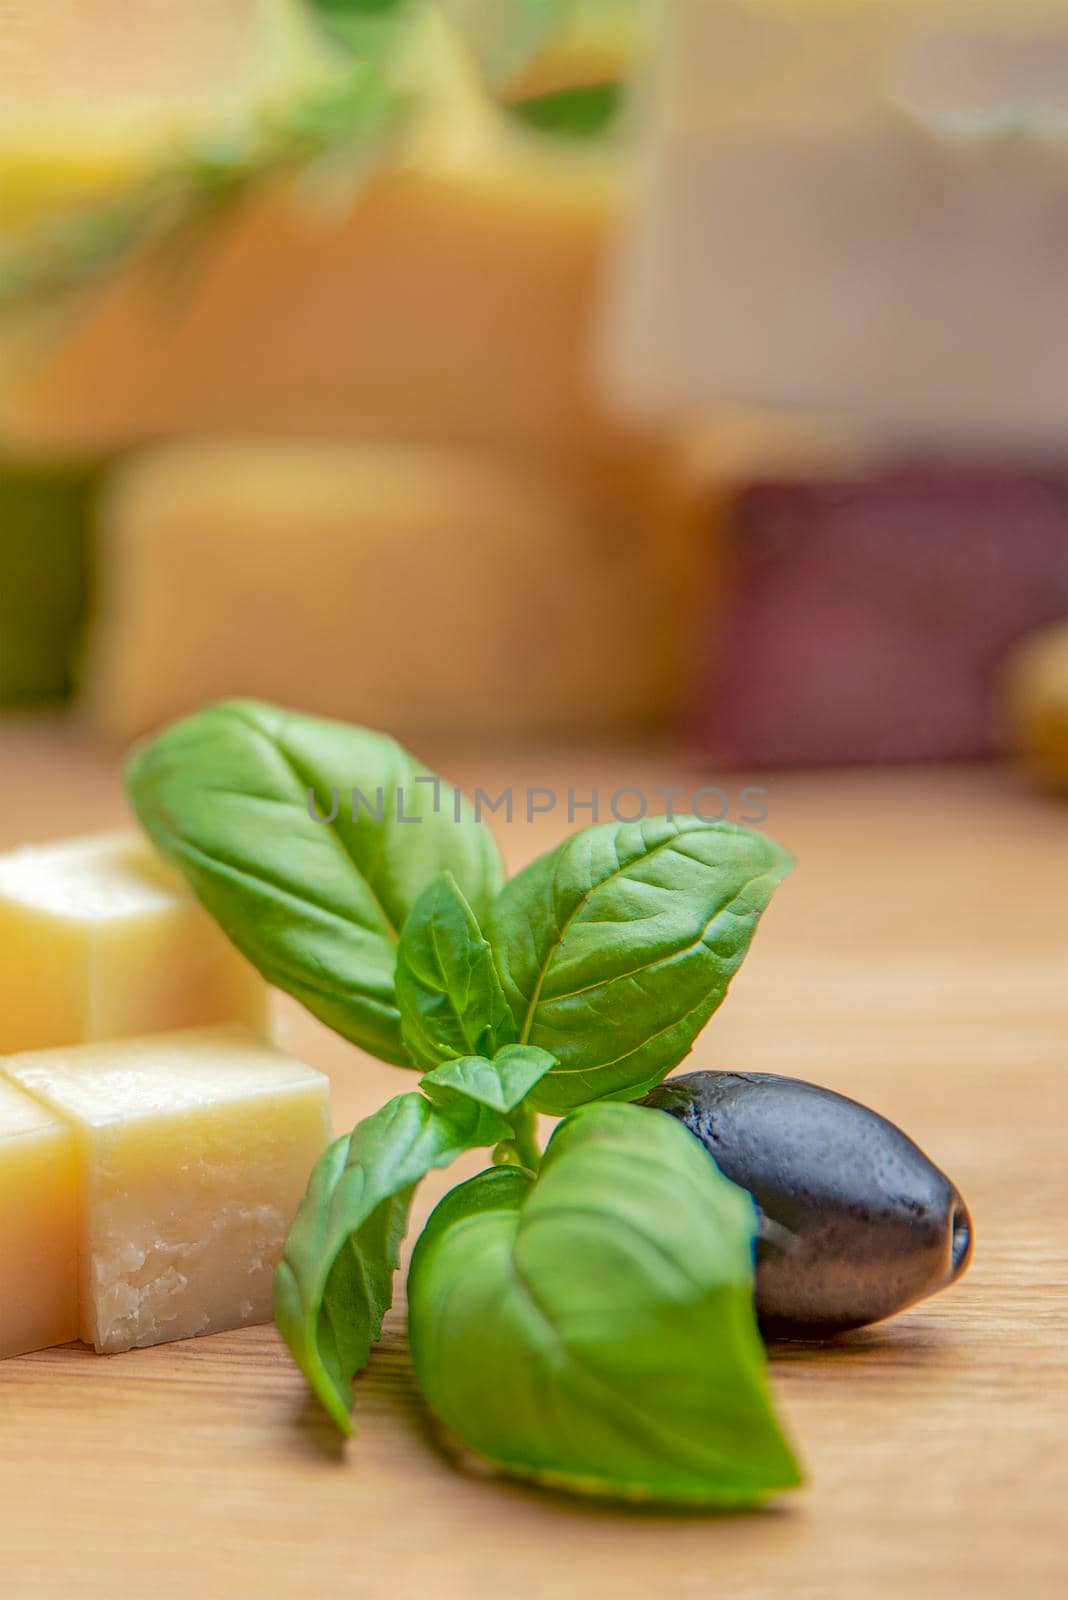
2 717 1066 1599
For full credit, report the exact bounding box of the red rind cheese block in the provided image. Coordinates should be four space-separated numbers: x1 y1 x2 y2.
696 467 1068 767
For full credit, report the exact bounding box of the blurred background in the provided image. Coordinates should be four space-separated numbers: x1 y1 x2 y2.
2 0 1068 799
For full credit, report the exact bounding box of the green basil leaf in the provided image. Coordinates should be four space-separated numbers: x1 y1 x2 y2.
396 872 516 1069
408 1101 802 1506
420 1044 557 1116
487 816 792 1114
274 1090 509 1434
125 699 504 1065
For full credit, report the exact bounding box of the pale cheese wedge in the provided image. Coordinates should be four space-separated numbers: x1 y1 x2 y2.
606 0 1068 445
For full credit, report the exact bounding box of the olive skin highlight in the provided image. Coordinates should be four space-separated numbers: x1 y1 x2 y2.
642 1071 973 1337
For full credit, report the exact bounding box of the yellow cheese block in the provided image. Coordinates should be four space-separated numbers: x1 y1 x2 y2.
80 437 708 741
0 1077 78 1359
3 1025 331 1353
0 157 623 458
0 832 268 1052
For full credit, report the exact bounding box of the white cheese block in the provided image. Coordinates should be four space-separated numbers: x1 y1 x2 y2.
605 0 1068 445
0 1077 78 1359
0 831 268 1052
2 1025 331 1353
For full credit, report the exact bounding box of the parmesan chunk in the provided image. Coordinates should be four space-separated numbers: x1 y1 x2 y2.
3 1025 331 1353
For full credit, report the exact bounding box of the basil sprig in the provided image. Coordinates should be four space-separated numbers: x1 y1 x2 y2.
0 61 403 312
127 701 799 1502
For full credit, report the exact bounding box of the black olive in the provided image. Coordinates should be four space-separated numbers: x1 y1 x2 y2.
642 1071 973 1337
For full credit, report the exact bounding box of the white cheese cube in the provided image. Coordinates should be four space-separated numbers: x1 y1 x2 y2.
607 0 1068 444
3 1025 331 1353
0 831 268 1052
0 1078 78 1359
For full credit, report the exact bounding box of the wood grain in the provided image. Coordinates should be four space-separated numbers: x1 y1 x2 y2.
1 718 1066 1599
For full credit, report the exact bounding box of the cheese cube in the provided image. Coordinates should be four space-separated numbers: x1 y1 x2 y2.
0 832 268 1052
2 1025 331 1353
607 0 1068 444
0 1078 78 1359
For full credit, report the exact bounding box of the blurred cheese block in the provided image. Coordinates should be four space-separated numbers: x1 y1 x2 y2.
0 832 268 1052
697 466 1068 767
0 0 344 229
0 151 621 458
0 1078 78 1359
80 438 707 741
1002 622 1068 795
3 1026 331 1352
0 18 631 460
607 0 1068 445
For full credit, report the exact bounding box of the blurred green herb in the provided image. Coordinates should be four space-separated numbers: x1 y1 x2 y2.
508 80 623 139
0 62 403 313
302 0 410 60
